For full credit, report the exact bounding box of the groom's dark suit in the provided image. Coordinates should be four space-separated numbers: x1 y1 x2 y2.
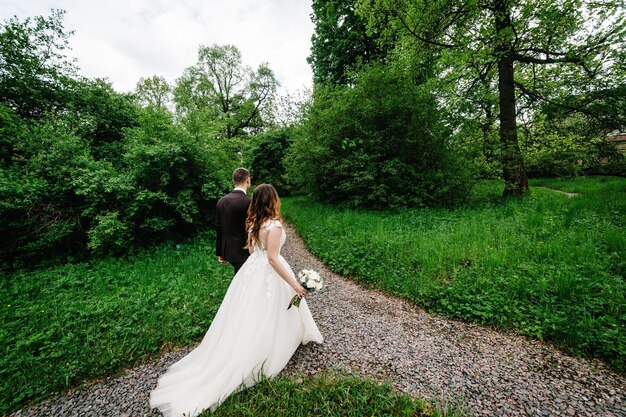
216 189 250 275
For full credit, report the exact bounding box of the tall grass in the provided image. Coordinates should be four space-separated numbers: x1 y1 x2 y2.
2 176 623 414
1 232 232 414
1 236 466 417
282 177 625 372
210 372 467 417
531 175 626 195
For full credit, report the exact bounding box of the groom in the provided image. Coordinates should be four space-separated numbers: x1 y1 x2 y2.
216 168 251 275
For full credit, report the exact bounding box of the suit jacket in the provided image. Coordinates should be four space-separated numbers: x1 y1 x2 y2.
216 190 251 263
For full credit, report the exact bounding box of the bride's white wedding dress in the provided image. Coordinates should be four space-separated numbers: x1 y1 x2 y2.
150 220 323 417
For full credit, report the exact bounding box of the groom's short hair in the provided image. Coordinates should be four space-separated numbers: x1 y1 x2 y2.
233 168 250 185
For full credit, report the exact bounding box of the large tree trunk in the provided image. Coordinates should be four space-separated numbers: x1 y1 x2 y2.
494 1 529 197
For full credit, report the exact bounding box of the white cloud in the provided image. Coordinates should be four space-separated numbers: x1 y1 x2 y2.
0 0 314 93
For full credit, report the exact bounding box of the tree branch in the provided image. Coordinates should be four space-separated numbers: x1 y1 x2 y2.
514 80 594 116
389 6 459 49
512 53 578 65
513 53 595 77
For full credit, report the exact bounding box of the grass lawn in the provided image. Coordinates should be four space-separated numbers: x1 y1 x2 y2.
1 232 233 414
1 234 453 417
209 372 466 417
282 176 625 372
2 176 623 415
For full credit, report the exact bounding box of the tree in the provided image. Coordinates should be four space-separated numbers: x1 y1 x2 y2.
135 75 172 110
268 88 312 128
0 12 241 267
0 9 76 118
309 0 389 85
173 44 277 139
358 0 626 196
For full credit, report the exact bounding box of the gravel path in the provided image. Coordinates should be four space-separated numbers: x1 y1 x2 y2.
12 223 625 417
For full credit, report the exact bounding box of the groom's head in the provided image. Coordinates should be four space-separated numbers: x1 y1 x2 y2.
233 167 251 190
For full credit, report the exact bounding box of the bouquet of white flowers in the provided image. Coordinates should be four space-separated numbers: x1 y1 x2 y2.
288 269 324 309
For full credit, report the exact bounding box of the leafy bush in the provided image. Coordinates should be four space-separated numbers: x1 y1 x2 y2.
1 118 98 263
87 211 130 253
583 140 626 177
248 128 296 195
285 63 476 208
64 78 140 162
122 108 234 240
522 112 626 178
0 12 244 267
0 104 236 267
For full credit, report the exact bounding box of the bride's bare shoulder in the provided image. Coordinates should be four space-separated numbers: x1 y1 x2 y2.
263 218 283 230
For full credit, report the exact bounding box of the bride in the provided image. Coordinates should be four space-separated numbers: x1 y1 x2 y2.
150 184 323 416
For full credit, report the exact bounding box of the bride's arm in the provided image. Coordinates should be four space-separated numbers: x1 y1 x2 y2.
266 227 307 298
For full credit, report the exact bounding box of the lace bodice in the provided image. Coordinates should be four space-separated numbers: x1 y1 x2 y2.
252 219 285 252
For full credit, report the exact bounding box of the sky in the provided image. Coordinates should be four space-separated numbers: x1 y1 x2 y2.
0 0 315 94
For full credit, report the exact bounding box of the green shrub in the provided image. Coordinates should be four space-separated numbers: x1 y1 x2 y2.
522 111 626 178
285 63 476 208
123 108 234 231
248 127 296 195
87 211 130 254
0 105 237 267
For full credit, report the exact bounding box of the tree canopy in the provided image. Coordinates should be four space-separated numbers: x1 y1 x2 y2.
308 0 390 85
0 9 76 118
135 75 172 111
174 44 278 139
357 0 626 195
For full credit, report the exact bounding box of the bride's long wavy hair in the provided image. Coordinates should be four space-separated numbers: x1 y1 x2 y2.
245 184 281 249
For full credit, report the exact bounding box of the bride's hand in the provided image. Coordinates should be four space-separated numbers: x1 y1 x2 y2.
294 283 308 298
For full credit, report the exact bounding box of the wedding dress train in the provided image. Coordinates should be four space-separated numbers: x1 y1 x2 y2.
150 220 323 416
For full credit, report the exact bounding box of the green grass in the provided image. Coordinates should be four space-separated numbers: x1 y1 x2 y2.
1 235 467 417
0 232 233 414
531 175 626 195
282 176 626 372
209 372 467 417
2 176 623 414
